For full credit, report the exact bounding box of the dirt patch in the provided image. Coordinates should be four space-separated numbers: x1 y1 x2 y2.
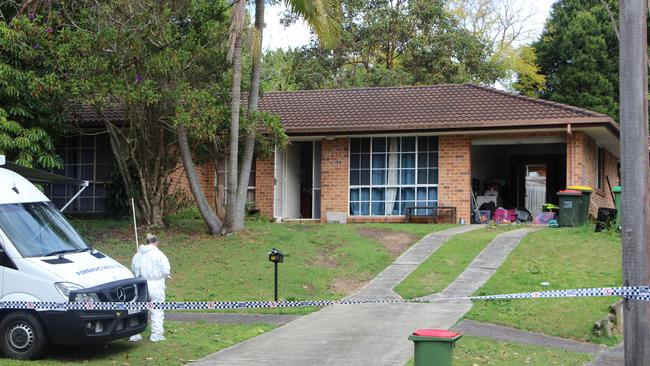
309 251 339 268
357 228 420 257
329 277 369 295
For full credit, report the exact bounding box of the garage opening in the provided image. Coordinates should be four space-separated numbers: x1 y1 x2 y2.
471 142 566 216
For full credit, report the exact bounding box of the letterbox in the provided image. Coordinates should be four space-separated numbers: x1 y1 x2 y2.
268 248 284 263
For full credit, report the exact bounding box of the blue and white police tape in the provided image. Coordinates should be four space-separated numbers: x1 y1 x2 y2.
2 286 648 312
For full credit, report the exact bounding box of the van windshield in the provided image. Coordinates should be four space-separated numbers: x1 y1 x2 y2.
0 202 90 258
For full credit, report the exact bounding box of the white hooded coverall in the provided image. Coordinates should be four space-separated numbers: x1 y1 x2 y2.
131 244 170 341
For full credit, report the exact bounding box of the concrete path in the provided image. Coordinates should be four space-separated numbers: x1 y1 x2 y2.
419 227 541 301
586 344 623 366
192 226 536 366
351 225 483 300
453 319 605 354
167 313 299 325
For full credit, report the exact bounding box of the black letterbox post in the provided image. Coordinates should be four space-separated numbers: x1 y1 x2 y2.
268 248 284 301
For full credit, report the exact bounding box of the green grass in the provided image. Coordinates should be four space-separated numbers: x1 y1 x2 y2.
2 322 274 365
405 336 593 366
70 218 449 314
395 225 521 299
465 226 622 345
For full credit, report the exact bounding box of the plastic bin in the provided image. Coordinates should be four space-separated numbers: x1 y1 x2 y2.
612 186 621 227
409 329 463 366
567 185 593 223
557 190 582 227
475 210 491 224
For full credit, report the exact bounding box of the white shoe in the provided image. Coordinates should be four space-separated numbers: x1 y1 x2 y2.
129 334 143 342
150 335 166 342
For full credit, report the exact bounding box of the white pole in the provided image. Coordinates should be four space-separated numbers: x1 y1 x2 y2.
131 197 139 252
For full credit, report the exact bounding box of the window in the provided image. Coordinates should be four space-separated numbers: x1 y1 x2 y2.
218 158 256 206
349 137 439 216
596 147 605 189
44 134 112 213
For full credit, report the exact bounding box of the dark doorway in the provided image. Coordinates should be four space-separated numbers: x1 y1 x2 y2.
298 142 313 218
284 141 321 219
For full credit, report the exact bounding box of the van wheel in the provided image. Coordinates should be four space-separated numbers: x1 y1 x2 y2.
0 312 48 360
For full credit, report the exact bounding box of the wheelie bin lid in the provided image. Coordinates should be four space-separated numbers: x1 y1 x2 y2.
567 185 593 192
409 329 463 342
557 190 582 196
612 186 621 193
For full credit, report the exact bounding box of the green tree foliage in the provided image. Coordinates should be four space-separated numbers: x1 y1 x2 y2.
532 0 640 120
510 45 546 97
265 0 505 90
0 15 65 168
60 0 233 225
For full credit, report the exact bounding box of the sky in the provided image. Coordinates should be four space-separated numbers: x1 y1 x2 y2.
262 0 558 51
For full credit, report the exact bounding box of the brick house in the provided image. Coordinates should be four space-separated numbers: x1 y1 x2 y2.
187 84 620 223
59 84 621 222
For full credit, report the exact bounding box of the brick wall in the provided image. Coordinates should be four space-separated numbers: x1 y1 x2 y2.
168 161 216 209
320 138 349 222
255 157 275 218
566 131 619 217
438 135 471 223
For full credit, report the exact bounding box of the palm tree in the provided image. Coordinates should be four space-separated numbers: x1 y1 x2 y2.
176 0 246 235
224 0 247 232
225 0 341 232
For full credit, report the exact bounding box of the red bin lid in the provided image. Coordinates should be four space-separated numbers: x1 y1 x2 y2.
412 329 460 338
557 190 582 196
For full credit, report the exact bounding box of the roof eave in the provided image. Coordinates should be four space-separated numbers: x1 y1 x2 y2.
285 117 617 136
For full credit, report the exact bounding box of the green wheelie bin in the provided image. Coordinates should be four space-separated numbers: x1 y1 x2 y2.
409 329 463 366
557 190 582 227
612 186 622 227
567 185 593 224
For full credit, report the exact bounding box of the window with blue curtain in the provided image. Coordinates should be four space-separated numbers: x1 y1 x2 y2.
349 136 438 216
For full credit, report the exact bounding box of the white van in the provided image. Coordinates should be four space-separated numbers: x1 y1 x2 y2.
0 156 147 359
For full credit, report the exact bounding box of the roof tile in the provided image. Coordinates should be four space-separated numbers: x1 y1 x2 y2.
258 84 614 135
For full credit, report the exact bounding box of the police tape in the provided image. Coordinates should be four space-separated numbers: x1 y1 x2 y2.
1 286 648 311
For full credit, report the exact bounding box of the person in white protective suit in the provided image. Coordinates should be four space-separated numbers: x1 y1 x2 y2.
129 233 171 342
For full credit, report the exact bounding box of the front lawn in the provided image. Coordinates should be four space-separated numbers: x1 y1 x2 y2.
465 226 622 345
405 335 593 365
1 322 274 366
395 225 520 299
72 218 449 308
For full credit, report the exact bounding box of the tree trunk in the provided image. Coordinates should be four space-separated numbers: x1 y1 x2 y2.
150 196 164 227
234 133 255 230
224 33 243 232
232 0 266 230
177 125 223 235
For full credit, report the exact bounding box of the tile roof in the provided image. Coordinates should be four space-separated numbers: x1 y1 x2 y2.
65 104 125 126
258 84 616 135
